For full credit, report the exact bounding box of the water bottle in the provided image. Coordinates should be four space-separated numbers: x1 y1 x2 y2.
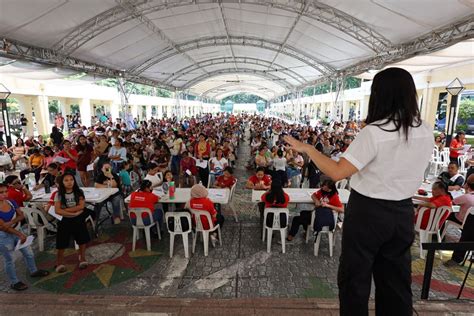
169 181 175 200
28 173 35 189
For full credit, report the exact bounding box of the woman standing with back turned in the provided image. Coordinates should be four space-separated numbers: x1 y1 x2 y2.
285 68 434 316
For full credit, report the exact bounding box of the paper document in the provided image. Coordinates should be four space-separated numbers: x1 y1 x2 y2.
460 145 471 154
53 156 69 164
195 159 207 169
15 235 35 251
185 169 192 176
86 163 95 171
48 206 63 221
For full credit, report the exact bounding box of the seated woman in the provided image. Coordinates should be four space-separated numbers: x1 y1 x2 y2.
260 180 290 228
187 183 224 245
413 181 452 230
8 138 28 170
94 161 123 224
20 148 45 185
246 167 272 190
0 182 49 291
287 178 344 242
214 166 237 189
4 175 32 207
129 180 163 228
209 148 228 186
33 162 60 191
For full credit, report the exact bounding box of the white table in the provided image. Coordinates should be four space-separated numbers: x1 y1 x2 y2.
31 187 119 204
251 188 350 204
125 187 230 205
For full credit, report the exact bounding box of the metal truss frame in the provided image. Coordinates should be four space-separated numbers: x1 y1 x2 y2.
53 0 390 56
183 68 295 90
164 56 308 85
128 35 334 76
201 82 276 98
298 13 474 91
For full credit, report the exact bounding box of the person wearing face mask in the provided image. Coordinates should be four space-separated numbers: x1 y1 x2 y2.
94 161 122 224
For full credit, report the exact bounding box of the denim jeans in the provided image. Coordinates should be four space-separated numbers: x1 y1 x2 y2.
170 155 181 175
0 231 38 285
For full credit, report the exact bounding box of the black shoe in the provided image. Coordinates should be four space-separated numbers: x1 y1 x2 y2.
10 281 28 291
30 270 50 278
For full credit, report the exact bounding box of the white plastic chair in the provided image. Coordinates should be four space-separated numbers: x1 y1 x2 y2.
262 208 289 253
228 180 239 222
429 147 444 176
336 179 348 190
190 209 222 256
313 211 339 257
441 148 450 168
458 154 468 177
415 206 452 259
442 206 473 240
129 208 161 251
21 207 48 251
165 211 192 258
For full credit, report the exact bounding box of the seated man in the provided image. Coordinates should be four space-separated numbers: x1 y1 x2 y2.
438 161 464 191
144 162 163 188
94 161 123 224
4 175 32 207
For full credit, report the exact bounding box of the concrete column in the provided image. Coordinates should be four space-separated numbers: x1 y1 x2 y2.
146 104 152 120
80 98 92 127
110 102 120 121
360 96 370 120
342 101 350 121
15 96 35 136
157 105 163 119
35 95 50 136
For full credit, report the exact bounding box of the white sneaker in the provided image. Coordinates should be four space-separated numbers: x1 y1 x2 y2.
210 234 217 247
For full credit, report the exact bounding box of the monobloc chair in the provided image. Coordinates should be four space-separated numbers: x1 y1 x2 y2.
313 211 339 257
22 207 49 251
129 208 161 251
165 211 192 258
415 206 452 259
262 208 289 253
190 209 222 257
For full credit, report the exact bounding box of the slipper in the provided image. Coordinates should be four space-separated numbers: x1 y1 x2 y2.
55 265 67 273
30 270 50 278
79 261 89 269
10 282 28 291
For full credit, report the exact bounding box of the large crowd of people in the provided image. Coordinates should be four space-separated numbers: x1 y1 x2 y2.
0 108 472 300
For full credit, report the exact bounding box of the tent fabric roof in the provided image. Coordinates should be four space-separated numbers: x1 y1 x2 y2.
1 0 473 99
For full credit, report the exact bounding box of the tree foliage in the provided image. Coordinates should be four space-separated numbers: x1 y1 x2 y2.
220 94 265 105
302 77 361 97
457 98 474 131
95 78 172 98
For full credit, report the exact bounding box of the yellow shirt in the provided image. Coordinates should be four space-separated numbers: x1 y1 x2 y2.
29 154 44 167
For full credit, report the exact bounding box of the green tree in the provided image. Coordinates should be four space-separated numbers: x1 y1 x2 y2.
221 94 265 105
457 99 474 131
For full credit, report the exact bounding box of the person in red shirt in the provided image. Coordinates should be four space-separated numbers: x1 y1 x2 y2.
214 167 237 189
246 167 272 190
260 180 290 228
413 181 452 230
129 180 163 227
288 178 343 242
187 184 224 245
449 131 466 162
4 175 32 207
56 140 78 173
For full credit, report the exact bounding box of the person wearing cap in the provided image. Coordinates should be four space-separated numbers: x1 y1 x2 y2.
187 184 224 245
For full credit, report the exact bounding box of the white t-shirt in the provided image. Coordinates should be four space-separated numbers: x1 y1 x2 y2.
273 157 287 171
210 157 228 172
144 173 163 187
341 120 434 201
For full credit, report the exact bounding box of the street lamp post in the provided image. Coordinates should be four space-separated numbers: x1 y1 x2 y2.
445 78 465 147
0 83 12 147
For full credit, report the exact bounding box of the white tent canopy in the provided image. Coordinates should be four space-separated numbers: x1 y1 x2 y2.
0 0 473 100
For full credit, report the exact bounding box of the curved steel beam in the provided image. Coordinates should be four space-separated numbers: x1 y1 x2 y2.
165 56 308 85
213 90 272 101
201 82 276 98
53 0 390 56
184 68 294 91
128 36 334 76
